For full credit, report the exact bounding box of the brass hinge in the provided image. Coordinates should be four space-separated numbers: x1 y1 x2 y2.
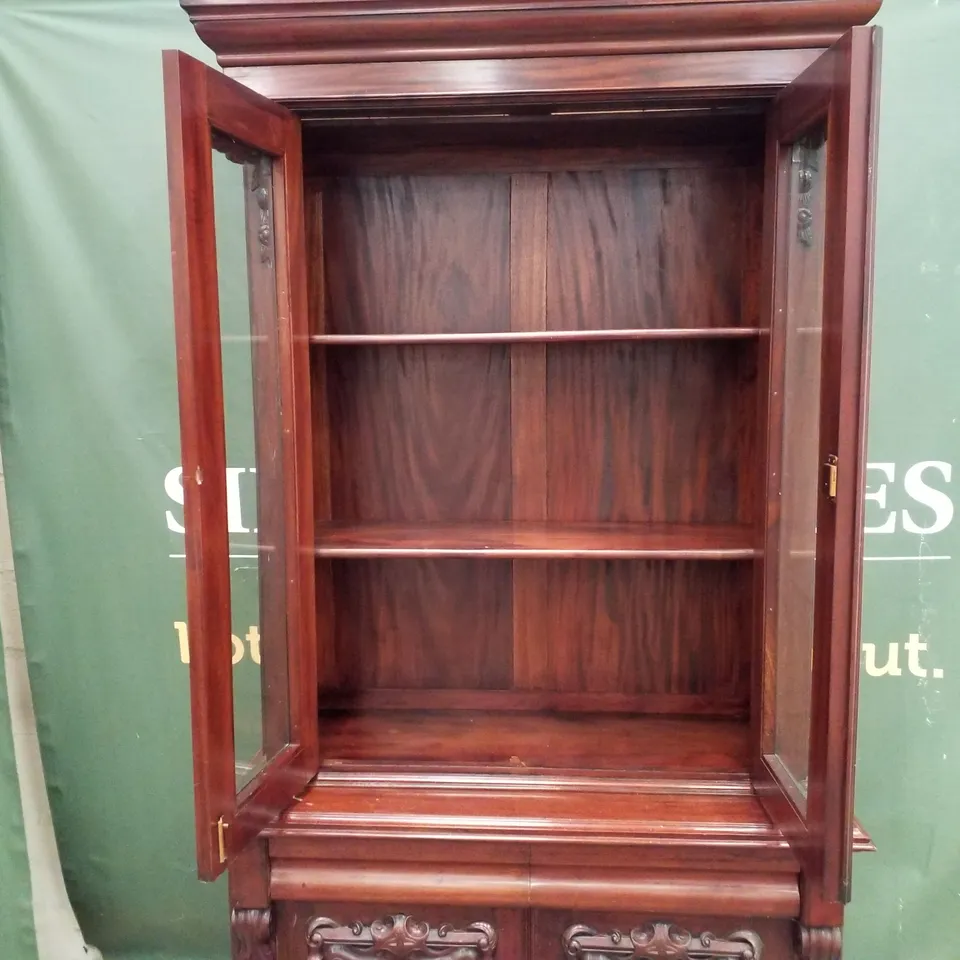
217 816 228 864
825 455 839 501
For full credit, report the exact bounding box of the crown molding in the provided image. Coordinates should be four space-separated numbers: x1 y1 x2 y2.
180 0 882 67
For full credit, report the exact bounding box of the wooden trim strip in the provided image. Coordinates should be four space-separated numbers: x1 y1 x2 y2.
270 860 800 916
227 50 822 110
317 689 749 716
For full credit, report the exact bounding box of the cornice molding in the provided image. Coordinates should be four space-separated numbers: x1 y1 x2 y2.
180 0 882 67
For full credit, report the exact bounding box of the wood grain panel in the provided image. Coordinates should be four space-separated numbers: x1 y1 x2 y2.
509 174 549 518
509 175 550 698
326 345 511 522
546 340 758 524
546 168 748 329
315 712 749 772
271 867 798 916
323 174 511 335
522 561 751 700
330 559 513 690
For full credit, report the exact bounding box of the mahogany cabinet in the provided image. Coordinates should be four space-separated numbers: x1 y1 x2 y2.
162 3 881 958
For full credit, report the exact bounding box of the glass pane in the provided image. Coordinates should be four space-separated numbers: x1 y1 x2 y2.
211 132 290 791
771 126 828 810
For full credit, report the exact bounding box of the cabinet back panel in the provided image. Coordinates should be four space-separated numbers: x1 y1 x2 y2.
546 340 757 523
323 174 512 335
546 168 748 330
311 148 762 726
322 340 756 526
325 345 512 522
315 164 759 336
521 560 751 698
322 558 749 708
329 558 514 690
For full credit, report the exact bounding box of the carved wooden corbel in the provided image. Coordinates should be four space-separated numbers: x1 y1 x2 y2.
307 914 498 960
793 130 826 248
231 907 275 960
562 922 763 960
797 926 842 960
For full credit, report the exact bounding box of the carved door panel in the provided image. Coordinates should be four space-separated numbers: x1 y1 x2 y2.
757 25 880 911
533 911 794 960
275 903 525 960
163 49 317 880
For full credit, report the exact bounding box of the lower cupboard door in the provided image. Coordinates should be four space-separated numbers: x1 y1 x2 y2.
276 902 525 960
532 910 795 960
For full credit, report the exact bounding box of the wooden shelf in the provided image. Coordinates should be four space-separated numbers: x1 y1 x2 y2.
310 327 762 345
316 710 751 774
314 521 757 559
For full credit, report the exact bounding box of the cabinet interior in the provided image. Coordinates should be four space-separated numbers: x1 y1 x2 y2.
304 110 768 778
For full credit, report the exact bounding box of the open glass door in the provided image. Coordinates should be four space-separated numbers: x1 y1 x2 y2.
758 26 879 909
163 50 317 880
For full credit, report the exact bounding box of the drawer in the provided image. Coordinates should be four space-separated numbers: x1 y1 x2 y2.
276 901 525 960
275 902 796 960
532 909 794 960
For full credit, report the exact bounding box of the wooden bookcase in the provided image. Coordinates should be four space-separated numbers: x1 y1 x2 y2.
162 5 881 958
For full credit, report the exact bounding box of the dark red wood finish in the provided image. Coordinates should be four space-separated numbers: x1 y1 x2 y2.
536 912 795 960
313 524 757 558
228 50 825 115
166 0 880 953
180 0 880 68
755 26 879 921
307 146 764 732
324 346 512 523
328 559 514 692
164 47 232 883
276 903 524 960
163 50 317 879
312 713 751 772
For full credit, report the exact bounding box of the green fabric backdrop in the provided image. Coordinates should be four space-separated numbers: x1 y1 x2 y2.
0 1 957 958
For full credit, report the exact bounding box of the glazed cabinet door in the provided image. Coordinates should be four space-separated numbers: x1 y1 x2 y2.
758 26 879 911
163 50 316 879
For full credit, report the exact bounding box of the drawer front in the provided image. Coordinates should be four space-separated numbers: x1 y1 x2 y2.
275 903 796 960
532 910 795 960
276 901 526 960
